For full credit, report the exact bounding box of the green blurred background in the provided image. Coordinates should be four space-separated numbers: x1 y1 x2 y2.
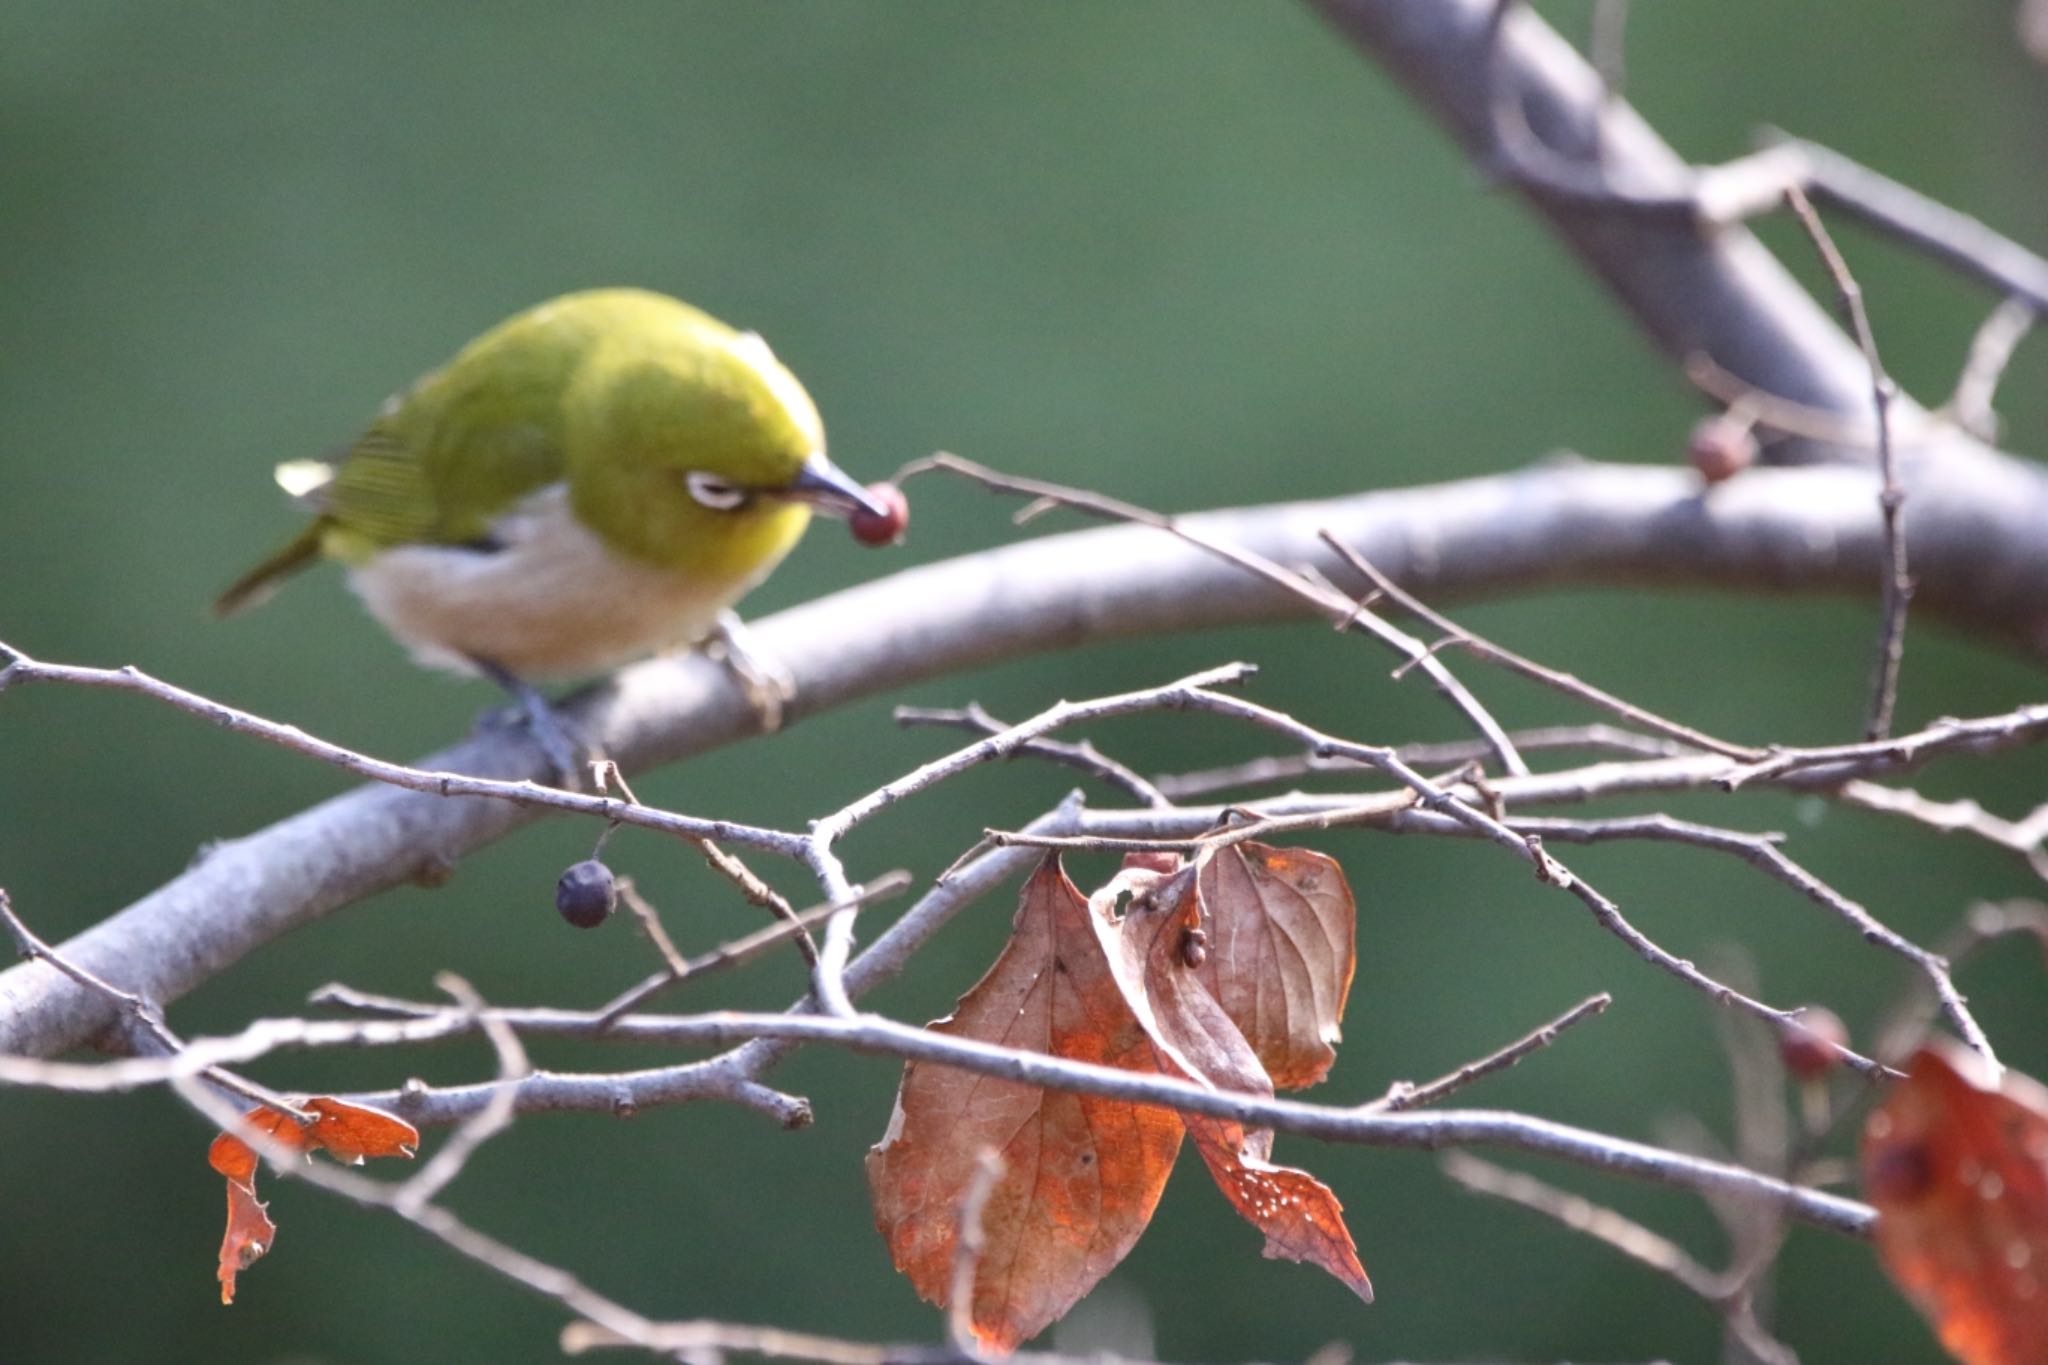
3 2 2045 1361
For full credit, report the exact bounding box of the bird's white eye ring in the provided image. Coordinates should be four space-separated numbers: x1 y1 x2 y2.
686 471 749 511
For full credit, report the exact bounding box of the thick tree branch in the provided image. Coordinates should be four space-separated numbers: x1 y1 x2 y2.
1304 0 2048 527
1308 0 1879 435
4 459 2047 1058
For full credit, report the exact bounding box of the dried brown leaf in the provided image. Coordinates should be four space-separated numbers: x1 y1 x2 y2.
205 1097 418 1305
1864 1041 2048 1365
1090 863 1373 1303
867 858 1183 1354
1194 843 1357 1090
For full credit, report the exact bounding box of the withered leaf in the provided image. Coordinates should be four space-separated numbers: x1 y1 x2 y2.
215 1174 277 1305
1193 843 1357 1091
1863 1042 2048 1365
1090 863 1373 1304
297 1096 421 1164
207 1097 419 1305
867 858 1184 1354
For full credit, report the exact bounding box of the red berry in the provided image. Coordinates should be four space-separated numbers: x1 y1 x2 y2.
556 859 618 929
1687 414 1758 484
849 482 909 547
1779 1007 1849 1079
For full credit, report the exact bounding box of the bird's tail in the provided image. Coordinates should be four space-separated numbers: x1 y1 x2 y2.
214 519 327 617
214 459 342 616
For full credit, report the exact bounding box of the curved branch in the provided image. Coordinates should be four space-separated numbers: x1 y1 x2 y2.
4 458 2047 1057
1305 0 2048 502
1307 0 1880 432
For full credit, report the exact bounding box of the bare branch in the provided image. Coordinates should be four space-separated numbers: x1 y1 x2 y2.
588 873 911 1027
393 973 527 1213
1501 814 1993 1067
1369 993 1611 1112
1151 724 1693 801
0 889 306 1118
1719 704 2048 790
1307 0 1882 432
947 1149 1006 1355
1314 534 1759 760
1124 687 1896 1077
1735 137 2048 316
130 996 1879 1241
1946 297 2038 442
910 452 1532 777
1440 1153 1802 1365
1443 1150 1718 1296
896 701 1170 807
9 457 2048 1061
692 839 820 967
1782 185 1910 740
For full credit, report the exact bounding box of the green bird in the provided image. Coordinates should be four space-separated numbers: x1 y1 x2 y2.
217 288 891 763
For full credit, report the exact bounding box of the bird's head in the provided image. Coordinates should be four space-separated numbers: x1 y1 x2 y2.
564 314 887 582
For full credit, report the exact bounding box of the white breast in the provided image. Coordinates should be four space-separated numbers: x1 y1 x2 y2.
347 484 760 679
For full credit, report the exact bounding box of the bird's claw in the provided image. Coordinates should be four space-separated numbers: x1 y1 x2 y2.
708 612 796 733
469 658 599 789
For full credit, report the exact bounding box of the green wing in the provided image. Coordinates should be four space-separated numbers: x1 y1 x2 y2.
216 288 767 615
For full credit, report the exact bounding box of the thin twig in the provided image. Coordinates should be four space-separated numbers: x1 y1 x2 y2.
0 641 815 857
1444 1151 1719 1296
1838 782 2048 883
564 1319 1143 1364
1368 993 1611 1112
985 794 1418 857
1717 703 2048 790
896 702 1170 807
594 756 821 969
904 454 1532 778
17 950 1876 1246
1876 898 2048 1063
394 973 528 1213
1588 0 1630 112
693 839 819 967
1141 686 1882 1075
1316 533 1762 761
1735 136 2048 314
131 996 1877 1240
1683 352 1874 447
1150 724 1694 801
1498 814 1993 1069
1439 1153 1802 1365
947 1149 1007 1355
802 662 1258 1020
616 879 692 980
586 872 912 1028
1945 296 2037 441
0 889 308 1118
1783 184 1909 741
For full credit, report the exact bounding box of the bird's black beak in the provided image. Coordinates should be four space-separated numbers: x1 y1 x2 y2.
783 453 888 520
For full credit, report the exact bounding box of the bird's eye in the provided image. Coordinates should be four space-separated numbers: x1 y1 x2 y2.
686 471 750 511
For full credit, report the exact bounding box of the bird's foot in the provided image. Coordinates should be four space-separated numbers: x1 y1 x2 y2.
707 611 795 733
470 658 598 789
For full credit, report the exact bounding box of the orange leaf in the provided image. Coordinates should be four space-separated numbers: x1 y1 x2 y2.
208 1097 419 1305
208 1107 314 1177
1862 1041 2048 1365
1193 844 1357 1090
298 1096 420 1164
216 1175 276 1305
1090 862 1373 1303
867 859 1184 1354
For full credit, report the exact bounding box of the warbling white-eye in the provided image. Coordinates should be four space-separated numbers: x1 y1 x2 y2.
217 288 895 767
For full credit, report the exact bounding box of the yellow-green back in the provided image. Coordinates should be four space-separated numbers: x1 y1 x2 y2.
219 288 824 614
